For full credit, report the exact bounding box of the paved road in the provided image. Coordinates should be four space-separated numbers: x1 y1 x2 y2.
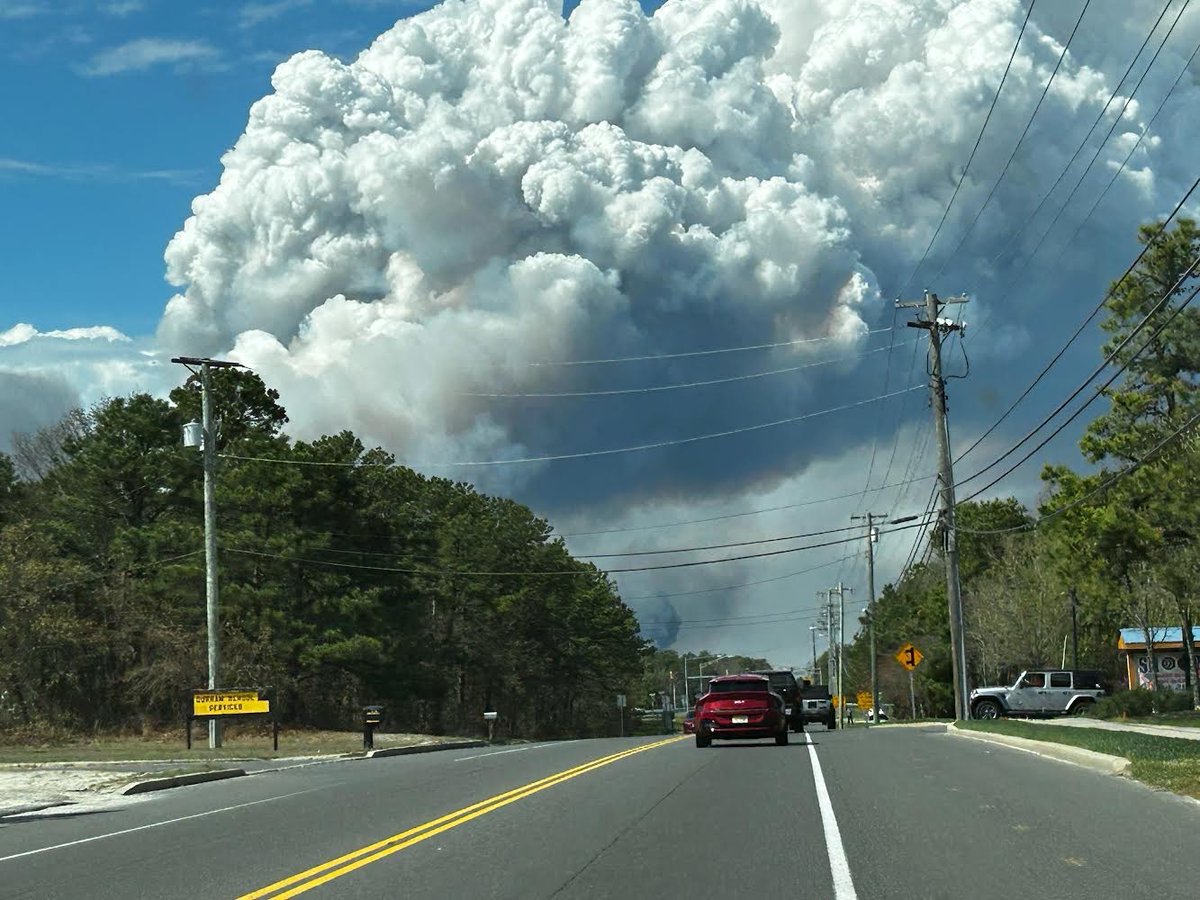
2 725 1197 899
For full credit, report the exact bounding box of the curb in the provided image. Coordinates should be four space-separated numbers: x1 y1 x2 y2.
365 740 487 759
122 768 247 795
0 801 72 819
947 724 1131 776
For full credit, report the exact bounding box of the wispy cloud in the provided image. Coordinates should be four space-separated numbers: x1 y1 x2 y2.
10 24 93 62
101 0 147 16
237 0 312 29
0 1 42 19
0 323 132 349
0 156 203 185
81 37 219 76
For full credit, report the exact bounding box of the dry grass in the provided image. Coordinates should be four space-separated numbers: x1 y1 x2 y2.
0 726 472 764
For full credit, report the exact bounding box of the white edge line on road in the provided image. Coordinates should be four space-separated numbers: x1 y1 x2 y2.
805 731 858 900
453 743 551 762
0 788 320 864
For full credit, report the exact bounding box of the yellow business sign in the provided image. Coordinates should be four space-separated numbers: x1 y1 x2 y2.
895 642 924 671
193 690 270 717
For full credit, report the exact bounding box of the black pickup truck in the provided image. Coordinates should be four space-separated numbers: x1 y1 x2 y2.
750 669 807 732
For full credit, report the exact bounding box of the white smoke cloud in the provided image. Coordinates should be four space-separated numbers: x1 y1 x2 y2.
154 0 1200 655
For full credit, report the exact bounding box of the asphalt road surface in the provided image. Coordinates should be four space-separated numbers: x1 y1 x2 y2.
2 725 1198 899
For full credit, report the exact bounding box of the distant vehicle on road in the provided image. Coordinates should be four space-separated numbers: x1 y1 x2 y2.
694 674 790 748
797 682 836 730
751 669 805 731
682 709 696 734
970 670 1106 719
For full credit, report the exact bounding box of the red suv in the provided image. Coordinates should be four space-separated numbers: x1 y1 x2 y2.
694 674 790 747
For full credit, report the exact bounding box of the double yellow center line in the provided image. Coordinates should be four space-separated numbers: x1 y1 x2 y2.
239 736 686 898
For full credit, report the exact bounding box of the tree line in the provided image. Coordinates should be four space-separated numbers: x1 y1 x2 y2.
835 219 1200 714
0 373 646 740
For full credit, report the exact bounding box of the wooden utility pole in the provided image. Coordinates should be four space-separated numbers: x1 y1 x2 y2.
898 292 971 721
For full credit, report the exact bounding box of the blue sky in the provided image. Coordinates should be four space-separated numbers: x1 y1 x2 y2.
0 0 663 335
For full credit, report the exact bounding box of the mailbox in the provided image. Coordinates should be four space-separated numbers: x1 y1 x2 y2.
363 705 385 726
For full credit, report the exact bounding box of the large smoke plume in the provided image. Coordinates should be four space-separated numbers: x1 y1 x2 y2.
154 0 1200 652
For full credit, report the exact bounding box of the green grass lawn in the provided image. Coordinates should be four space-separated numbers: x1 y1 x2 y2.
0 727 472 764
961 719 1200 799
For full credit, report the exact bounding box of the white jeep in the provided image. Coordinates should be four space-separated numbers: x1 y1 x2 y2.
970 670 1106 720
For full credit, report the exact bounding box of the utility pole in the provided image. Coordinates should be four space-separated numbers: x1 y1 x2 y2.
809 625 820 685
1070 587 1079 670
172 356 243 749
831 582 851 728
852 513 886 727
817 590 832 689
898 291 970 720
852 513 919 726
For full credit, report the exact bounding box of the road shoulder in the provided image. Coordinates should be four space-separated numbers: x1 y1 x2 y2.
947 723 1132 775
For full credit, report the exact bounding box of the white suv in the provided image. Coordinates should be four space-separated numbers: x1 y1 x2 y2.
970 670 1106 719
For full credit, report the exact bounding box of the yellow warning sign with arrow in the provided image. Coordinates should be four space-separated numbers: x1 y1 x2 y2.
895 643 924 671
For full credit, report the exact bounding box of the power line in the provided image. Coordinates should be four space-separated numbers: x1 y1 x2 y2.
956 407 1200 535
557 474 936 539
223 383 925 469
574 523 866 560
528 327 895 367
853 0 1031 578
980 0 1181 273
670 611 828 631
957 276 1200 503
957 254 1200 491
895 0 1036 298
641 608 825 627
224 519 933 576
952 2 1198 379
279 521 873 561
620 555 853 602
990 0 1194 274
898 480 940 583
954 174 1200 465
463 341 910 397
927 0 1092 284
1033 28 1200 269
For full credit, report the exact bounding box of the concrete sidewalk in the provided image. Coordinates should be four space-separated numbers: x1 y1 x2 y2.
1014 717 1200 741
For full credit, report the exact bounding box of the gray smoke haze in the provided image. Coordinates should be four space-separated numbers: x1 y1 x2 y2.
153 0 1200 656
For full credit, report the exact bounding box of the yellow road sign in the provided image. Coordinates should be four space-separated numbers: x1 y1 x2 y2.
193 690 270 717
895 642 924 671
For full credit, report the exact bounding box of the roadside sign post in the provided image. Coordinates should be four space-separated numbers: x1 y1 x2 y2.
895 643 924 720
616 694 626 738
188 689 274 751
